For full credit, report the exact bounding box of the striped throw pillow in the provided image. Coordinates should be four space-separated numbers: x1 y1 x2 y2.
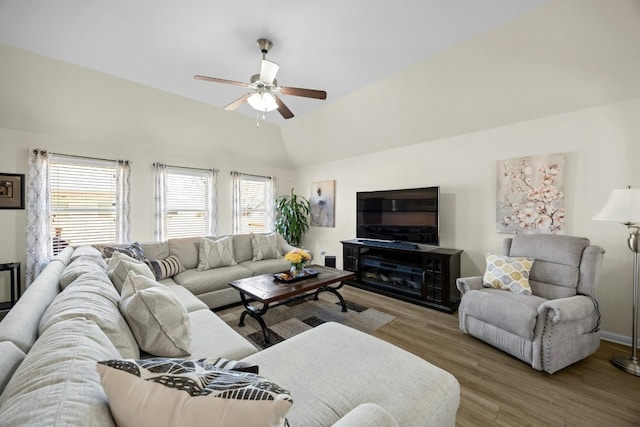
145 256 184 280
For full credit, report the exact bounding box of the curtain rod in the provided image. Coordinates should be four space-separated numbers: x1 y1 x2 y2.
230 171 272 180
37 150 131 164
154 163 218 173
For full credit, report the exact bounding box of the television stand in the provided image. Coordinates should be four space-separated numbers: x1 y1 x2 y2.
341 239 462 313
357 239 419 250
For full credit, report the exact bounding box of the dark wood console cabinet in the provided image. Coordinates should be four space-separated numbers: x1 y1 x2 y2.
341 239 462 313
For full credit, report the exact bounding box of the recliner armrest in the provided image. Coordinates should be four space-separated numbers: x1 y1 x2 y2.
538 295 599 324
456 276 484 295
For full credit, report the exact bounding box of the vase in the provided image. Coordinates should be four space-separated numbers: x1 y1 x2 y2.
290 263 305 277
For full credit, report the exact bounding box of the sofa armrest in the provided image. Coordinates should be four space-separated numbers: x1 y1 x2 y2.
538 295 599 325
456 276 484 295
276 233 313 261
331 403 399 427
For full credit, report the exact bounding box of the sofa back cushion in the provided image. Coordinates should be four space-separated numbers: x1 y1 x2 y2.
232 234 254 263
139 241 171 261
39 273 140 360
504 235 589 299
0 318 119 427
168 236 202 270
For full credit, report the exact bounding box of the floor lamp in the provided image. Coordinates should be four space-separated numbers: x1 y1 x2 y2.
593 186 640 376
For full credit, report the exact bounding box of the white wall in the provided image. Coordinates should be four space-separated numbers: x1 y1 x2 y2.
0 128 295 302
294 97 640 341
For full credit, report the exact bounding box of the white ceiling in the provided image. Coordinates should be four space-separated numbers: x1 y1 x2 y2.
0 0 551 124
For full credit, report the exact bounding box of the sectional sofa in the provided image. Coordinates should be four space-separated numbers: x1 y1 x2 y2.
0 233 460 426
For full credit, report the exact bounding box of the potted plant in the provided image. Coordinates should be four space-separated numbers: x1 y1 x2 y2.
275 188 310 246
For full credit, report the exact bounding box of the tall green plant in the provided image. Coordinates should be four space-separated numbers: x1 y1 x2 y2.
275 188 310 246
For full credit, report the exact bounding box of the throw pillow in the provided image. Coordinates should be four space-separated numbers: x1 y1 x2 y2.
119 272 191 357
97 357 292 427
251 232 280 261
145 255 184 280
107 252 156 293
483 253 535 295
197 236 238 271
99 242 146 261
208 357 259 374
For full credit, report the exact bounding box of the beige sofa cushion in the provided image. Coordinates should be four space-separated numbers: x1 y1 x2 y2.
60 255 108 290
172 265 252 296
120 273 191 357
0 318 120 427
331 403 399 427
168 236 202 270
243 322 459 427
39 274 140 359
188 309 258 360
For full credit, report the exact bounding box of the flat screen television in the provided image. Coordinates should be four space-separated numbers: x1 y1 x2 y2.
356 186 439 246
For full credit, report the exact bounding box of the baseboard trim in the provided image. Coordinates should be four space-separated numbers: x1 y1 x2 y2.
600 330 639 348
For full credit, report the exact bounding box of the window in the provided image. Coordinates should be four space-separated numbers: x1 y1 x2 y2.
50 155 130 253
232 173 275 234
155 164 217 240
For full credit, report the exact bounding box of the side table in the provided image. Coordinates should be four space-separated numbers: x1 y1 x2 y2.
0 262 21 309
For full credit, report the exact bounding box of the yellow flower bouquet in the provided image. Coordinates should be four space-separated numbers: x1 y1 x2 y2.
284 249 311 277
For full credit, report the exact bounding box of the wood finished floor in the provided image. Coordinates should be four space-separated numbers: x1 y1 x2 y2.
336 286 640 427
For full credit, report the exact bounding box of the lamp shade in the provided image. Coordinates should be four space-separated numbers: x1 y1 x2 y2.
247 92 278 112
593 188 640 223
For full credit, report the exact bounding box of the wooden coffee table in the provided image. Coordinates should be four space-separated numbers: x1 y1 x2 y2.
228 264 355 344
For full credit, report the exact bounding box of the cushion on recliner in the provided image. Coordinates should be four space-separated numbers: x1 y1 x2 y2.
460 289 546 341
508 235 588 290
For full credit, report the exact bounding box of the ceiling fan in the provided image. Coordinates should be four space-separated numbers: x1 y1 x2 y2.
194 38 327 120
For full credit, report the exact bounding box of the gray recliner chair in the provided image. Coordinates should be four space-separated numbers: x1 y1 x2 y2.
456 234 605 374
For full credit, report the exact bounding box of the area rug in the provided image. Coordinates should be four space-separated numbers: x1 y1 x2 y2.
218 294 395 350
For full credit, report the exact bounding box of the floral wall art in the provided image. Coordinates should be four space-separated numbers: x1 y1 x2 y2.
496 153 565 234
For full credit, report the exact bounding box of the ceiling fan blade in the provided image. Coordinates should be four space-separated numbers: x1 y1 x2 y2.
194 75 249 88
280 86 327 100
274 96 294 119
260 60 280 85
223 93 251 111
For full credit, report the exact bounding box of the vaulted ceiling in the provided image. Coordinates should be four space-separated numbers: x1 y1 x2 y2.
1 0 639 167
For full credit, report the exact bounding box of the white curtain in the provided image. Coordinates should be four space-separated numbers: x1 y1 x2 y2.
207 169 219 236
231 171 242 234
115 160 131 243
25 149 52 286
266 176 276 232
154 163 167 241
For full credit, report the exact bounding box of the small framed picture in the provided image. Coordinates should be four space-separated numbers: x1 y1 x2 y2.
0 173 25 209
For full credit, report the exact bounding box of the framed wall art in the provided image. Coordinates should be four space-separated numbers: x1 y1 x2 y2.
496 153 565 234
0 173 25 210
310 180 335 227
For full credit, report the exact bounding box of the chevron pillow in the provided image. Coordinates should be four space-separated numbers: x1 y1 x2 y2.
483 253 534 295
197 236 237 271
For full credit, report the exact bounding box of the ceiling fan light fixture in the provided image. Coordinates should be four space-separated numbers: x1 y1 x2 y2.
247 92 278 112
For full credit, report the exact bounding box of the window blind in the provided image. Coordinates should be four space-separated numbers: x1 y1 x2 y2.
238 176 268 234
165 168 211 239
50 155 117 252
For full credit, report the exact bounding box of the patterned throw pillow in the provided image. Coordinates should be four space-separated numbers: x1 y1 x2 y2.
119 272 191 357
99 242 146 261
107 252 156 293
145 256 184 280
197 237 238 271
96 357 292 427
483 253 534 295
251 233 280 261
